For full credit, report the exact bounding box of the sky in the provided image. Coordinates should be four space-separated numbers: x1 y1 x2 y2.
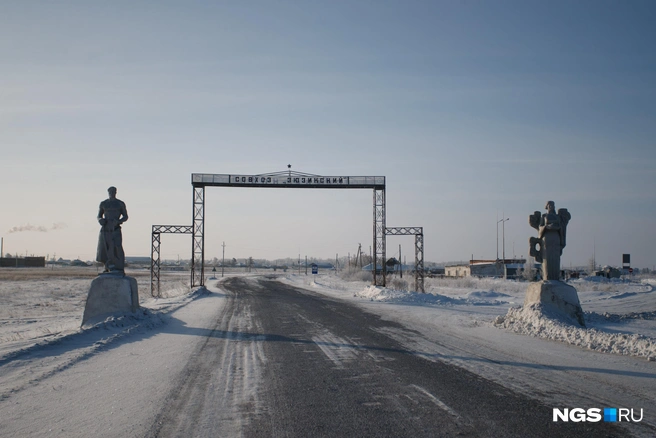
1 0 655 268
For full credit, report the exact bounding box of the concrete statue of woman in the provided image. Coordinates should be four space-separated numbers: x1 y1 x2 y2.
529 200 571 281
525 201 584 327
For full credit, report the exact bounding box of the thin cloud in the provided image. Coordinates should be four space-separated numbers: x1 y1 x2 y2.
8 224 48 233
8 223 68 233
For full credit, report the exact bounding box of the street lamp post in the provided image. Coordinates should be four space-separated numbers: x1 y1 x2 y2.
496 218 500 261
502 214 509 262
497 215 510 261
496 214 509 278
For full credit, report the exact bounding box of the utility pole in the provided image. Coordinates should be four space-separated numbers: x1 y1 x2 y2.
305 255 308 275
399 244 402 278
221 241 226 277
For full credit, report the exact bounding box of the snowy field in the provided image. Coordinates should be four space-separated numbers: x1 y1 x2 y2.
0 267 190 359
1 267 655 436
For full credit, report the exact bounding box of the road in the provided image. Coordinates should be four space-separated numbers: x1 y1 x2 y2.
148 277 621 437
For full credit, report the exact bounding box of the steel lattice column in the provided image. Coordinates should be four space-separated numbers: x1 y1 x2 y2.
150 225 193 297
150 231 161 297
415 231 424 293
384 227 424 293
192 186 205 287
373 188 386 286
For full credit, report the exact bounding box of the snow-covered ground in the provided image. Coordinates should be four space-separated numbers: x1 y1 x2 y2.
1 267 655 436
0 267 191 359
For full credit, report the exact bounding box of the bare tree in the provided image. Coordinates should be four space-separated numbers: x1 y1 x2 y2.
519 257 536 281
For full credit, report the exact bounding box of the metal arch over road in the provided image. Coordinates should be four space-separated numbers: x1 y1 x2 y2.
150 169 426 293
190 170 388 288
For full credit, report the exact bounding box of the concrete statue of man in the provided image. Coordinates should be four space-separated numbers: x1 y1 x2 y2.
83 186 138 326
96 186 128 273
529 200 571 281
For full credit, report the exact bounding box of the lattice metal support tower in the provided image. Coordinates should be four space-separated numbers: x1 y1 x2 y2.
150 225 193 297
373 187 386 286
151 231 160 297
192 186 205 288
385 227 424 293
414 230 424 293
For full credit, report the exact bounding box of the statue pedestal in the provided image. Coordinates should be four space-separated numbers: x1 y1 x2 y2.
81 274 139 326
524 280 585 327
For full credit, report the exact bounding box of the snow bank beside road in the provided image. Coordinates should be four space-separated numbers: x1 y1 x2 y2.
355 285 511 306
494 304 656 361
356 285 463 305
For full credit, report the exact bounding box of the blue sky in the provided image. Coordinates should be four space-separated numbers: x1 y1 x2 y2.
1 1 654 268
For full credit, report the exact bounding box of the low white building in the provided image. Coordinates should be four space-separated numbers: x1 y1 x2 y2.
445 259 526 278
444 264 471 277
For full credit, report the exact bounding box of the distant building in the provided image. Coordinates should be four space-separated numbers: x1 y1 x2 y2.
362 263 418 273
596 266 622 279
503 262 526 280
444 264 471 278
445 259 526 279
0 256 46 268
125 256 152 268
426 266 445 277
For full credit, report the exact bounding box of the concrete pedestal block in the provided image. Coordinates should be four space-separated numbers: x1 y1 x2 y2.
524 280 585 327
82 274 139 326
